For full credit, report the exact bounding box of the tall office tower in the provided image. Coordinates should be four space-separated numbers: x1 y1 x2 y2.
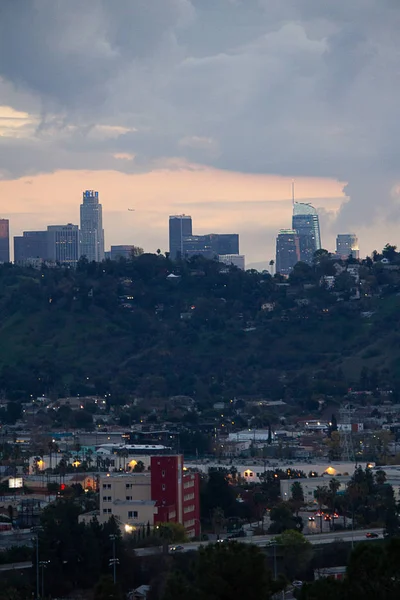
0 219 10 263
80 190 105 262
47 224 80 266
336 234 359 259
292 202 321 264
169 215 192 260
14 231 49 264
276 229 300 276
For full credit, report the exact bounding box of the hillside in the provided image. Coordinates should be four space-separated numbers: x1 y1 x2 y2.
1 251 400 407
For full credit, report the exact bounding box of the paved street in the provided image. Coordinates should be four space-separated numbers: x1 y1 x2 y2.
0 530 33 549
135 527 383 556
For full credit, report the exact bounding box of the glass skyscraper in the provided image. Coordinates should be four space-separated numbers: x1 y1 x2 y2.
292 202 321 265
169 215 192 260
0 219 10 263
276 229 300 275
80 190 105 262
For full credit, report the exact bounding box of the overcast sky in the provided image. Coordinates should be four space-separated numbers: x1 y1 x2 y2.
0 0 399 266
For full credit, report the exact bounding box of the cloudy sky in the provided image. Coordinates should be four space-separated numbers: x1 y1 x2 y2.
0 0 399 266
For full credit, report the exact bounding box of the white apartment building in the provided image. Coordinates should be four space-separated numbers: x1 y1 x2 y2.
100 473 157 532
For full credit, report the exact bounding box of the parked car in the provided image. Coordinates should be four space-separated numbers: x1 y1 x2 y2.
292 581 303 588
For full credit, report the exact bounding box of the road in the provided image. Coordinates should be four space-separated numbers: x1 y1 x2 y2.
0 561 32 572
135 528 383 556
0 527 383 555
0 530 33 549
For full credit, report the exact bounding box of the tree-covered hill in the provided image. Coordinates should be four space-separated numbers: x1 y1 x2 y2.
1 248 400 406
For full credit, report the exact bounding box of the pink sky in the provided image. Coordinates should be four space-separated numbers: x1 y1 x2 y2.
0 166 345 265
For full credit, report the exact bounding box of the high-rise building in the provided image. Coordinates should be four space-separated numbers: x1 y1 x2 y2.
14 231 49 264
80 190 105 262
47 224 80 266
0 219 10 263
214 233 239 255
336 234 359 259
169 215 192 260
183 233 239 259
292 202 321 264
276 229 300 275
110 245 136 260
219 254 245 270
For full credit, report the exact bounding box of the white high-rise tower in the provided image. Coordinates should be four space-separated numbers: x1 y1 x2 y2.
80 190 105 262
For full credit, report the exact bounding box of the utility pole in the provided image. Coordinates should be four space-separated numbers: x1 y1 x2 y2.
31 526 42 600
109 534 119 584
39 560 49 599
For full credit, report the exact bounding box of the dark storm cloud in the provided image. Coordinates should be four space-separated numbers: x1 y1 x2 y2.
0 0 400 227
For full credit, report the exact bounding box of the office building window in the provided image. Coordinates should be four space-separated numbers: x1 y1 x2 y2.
128 511 138 519
126 496 132 501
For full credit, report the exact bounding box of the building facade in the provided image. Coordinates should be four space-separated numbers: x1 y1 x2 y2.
98 455 200 537
276 229 300 275
47 224 80 266
110 245 136 260
169 215 192 260
0 219 10 263
14 231 49 264
80 190 105 262
336 234 359 260
292 203 321 264
183 233 239 259
218 254 245 270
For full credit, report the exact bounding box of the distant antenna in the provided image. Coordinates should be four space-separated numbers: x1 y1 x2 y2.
291 180 295 207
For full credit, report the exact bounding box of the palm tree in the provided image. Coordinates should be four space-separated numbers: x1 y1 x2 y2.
328 478 341 530
291 481 305 517
315 485 328 533
269 259 275 275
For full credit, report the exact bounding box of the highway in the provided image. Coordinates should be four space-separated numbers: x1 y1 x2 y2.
0 527 383 554
135 528 384 556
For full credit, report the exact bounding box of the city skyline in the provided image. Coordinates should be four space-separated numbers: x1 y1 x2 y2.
5 186 361 269
0 2 398 267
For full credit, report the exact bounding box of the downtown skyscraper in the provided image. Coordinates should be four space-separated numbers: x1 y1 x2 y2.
292 202 321 265
276 229 300 275
169 215 192 260
0 219 10 263
80 190 105 262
